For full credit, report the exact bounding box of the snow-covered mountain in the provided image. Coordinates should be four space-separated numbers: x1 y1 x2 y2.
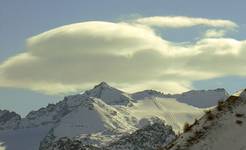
164 89 246 150
176 88 229 108
0 82 229 150
132 88 229 108
39 96 138 150
39 96 203 149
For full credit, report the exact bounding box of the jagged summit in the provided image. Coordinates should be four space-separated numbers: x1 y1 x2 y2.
84 82 133 105
86 81 121 95
88 82 121 94
94 81 111 88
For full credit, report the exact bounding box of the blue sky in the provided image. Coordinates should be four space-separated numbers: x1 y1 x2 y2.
1 0 246 116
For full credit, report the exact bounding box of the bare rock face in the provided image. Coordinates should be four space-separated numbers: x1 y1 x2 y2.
43 137 100 150
43 121 176 150
104 121 176 150
0 110 21 130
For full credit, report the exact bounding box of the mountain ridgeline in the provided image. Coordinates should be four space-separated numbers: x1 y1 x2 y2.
0 82 229 150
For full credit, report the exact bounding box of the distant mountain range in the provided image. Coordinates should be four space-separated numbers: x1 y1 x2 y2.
0 82 229 150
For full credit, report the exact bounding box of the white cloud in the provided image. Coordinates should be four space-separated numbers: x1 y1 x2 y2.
26 22 164 57
203 29 226 38
0 16 245 95
136 16 238 29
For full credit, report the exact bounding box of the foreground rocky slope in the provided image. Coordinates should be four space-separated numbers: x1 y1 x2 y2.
164 89 246 150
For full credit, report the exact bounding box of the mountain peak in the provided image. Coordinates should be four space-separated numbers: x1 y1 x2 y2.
87 82 119 96
84 82 132 105
94 81 111 88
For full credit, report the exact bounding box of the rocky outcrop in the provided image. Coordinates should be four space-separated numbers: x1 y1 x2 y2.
165 89 246 150
104 121 176 150
43 121 176 150
0 109 21 130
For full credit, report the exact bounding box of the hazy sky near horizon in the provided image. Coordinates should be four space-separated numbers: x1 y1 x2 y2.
1 0 246 116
